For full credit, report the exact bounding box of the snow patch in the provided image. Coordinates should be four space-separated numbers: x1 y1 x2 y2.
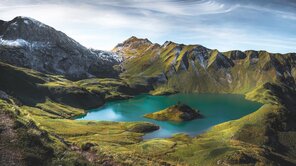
24 20 29 24
11 22 18 26
0 38 51 49
0 38 29 47
20 16 47 28
90 49 123 62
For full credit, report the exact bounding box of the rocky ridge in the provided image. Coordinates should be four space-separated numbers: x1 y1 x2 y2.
114 36 296 94
0 16 122 80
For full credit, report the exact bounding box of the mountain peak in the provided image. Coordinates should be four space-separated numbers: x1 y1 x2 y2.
162 41 177 47
112 36 154 54
9 16 47 28
0 16 121 79
123 36 152 45
0 16 54 42
127 36 139 41
12 16 36 21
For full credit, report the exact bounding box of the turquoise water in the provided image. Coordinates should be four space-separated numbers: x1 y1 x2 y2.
77 94 262 139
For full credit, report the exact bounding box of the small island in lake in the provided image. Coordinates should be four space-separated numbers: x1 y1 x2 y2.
144 103 202 122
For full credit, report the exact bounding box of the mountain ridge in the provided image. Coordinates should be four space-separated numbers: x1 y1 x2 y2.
114 36 296 57
0 16 121 80
114 36 296 94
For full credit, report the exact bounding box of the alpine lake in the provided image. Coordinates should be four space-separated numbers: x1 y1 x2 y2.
77 94 262 139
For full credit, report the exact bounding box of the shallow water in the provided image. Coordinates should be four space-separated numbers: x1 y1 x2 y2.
77 94 262 139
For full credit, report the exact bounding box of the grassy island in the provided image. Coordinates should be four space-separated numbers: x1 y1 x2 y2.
144 103 202 122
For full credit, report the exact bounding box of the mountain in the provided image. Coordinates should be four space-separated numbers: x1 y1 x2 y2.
113 36 296 94
1 18 296 165
0 16 121 79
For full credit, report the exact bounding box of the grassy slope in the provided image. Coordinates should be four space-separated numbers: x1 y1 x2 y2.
0 97 160 165
117 38 296 95
0 61 161 165
2 65 295 165
0 99 86 166
1 39 296 165
0 61 141 110
128 83 296 165
109 37 296 165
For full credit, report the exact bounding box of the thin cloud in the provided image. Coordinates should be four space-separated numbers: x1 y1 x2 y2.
0 0 295 53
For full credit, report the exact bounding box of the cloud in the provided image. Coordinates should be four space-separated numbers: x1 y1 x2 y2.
0 2 171 49
184 26 296 53
0 0 295 53
236 3 296 21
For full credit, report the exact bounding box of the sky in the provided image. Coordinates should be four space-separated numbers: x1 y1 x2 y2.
0 0 296 53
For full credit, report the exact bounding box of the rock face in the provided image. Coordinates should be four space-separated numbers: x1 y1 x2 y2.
113 36 296 93
0 16 122 80
144 104 202 122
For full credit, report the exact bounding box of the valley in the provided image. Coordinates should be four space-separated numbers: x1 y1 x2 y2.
0 16 296 165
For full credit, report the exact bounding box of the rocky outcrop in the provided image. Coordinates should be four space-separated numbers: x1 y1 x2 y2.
0 16 121 80
144 103 202 122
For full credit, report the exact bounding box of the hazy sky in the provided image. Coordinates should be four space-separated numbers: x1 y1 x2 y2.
0 0 295 53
